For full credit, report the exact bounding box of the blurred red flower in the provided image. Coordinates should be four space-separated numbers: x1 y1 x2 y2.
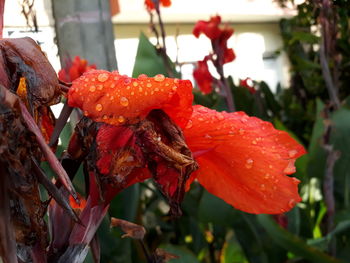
58 56 96 83
68 70 305 215
193 58 213 94
240 77 256 94
193 15 236 65
145 0 171 10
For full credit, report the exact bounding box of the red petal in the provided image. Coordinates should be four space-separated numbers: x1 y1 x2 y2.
192 16 222 40
193 59 213 94
184 105 306 214
68 70 193 128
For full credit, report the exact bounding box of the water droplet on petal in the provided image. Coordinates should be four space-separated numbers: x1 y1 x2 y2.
292 177 300 185
95 104 103 111
269 165 273 169
97 85 103 90
172 86 177 91
252 140 257 145
97 73 109 82
133 81 138 87
89 86 96 92
288 199 296 208
245 159 254 169
283 161 296 174
186 120 193 129
154 87 159 91
289 150 298 158
131 91 135 95
198 117 204 122
264 173 270 179
260 184 266 190
138 74 147 80
120 97 129 107
154 74 165 82
139 87 143 92
217 113 224 120
146 83 152 88
118 116 125 123
84 110 89 116
239 129 245 135
110 84 115 89
204 134 212 139
103 115 108 120
174 79 179 84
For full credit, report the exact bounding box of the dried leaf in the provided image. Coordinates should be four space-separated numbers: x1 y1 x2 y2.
0 37 60 108
110 217 146 240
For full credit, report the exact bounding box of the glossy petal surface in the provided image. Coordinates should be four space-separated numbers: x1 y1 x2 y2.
184 105 306 214
68 70 193 128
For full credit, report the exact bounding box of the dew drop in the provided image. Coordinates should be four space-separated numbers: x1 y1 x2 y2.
89 85 96 92
288 199 296 208
97 85 103 90
97 73 109 82
132 81 138 87
283 162 296 174
146 83 152 88
138 74 147 80
120 97 129 107
260 184 266 190
110 96 114 100
84 110 89 116
155 87 159 91
288 150 298 158
264 173 271 179
174 79 179 84
239 129 245 135
139 87 143 92
252 140 257 145
292 177 300 185
204 134 212 139
186 120 193 129
126 86 131 90
110 84 115 89
154 74 165 82
95 104 103 111
217 113 224 120
172 86 177 91
102 115 108 120
269 165 273 169
245 159 254 169
118 115 125 123
198 117 204 122
131 91 135 95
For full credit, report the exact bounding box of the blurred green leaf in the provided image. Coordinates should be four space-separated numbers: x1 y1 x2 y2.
257 215 345 263
132 32 179 78
160 244 200 263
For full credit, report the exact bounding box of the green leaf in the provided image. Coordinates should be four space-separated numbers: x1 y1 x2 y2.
132 32 179 78
257 215 345 263
160 244 200 263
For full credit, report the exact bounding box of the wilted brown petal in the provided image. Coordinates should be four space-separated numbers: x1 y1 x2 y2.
110 217 146 240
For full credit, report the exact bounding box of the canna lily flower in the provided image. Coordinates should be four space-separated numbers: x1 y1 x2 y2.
145 0 171 10
68 69 305 215
193 15 236 65
193 58 213 94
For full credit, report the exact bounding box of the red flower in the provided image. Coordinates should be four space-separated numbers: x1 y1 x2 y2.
68 71 193 128
193 15 222 40
193 59 213 94
184 106 304 214
145 0 171 10
240 78 256 94
68 70 305 215
58 56 96 83
193 16 236 65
